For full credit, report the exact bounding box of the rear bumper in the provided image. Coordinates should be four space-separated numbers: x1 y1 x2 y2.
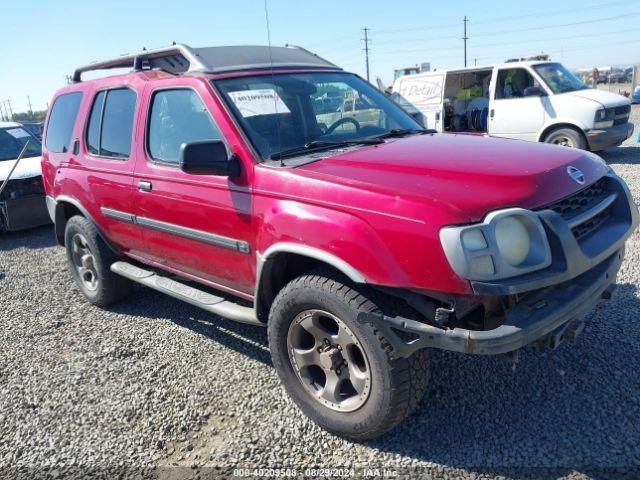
585 122 634 151
358 248 622 357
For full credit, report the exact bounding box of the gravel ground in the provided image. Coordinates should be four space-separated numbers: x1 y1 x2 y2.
1 107 639 480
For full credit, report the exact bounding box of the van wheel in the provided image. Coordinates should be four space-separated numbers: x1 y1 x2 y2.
64 215 132 306
544 127 586 149
268 270 429 439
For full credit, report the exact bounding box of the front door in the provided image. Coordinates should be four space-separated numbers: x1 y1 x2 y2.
489 67 546 141
132 81 255 298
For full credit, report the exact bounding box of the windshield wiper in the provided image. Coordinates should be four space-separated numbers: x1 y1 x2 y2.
270 138 383 160
373 128 436 139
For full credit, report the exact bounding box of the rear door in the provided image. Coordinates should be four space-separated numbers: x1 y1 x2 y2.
76 86 142 253
488 67 546 141
131 79 255 298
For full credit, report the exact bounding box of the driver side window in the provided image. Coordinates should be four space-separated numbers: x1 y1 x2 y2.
495 69 538 100
147 88 223 165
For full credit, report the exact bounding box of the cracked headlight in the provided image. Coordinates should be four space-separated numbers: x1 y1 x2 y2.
440 208 552 281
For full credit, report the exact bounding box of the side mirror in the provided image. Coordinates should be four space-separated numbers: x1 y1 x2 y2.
179 140 240 177
524 86 547 97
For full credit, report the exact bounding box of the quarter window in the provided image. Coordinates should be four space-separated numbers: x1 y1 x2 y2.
85 88 136 159
45 92 83 153
148 89 222 165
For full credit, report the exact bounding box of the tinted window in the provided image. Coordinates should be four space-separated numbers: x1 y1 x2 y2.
101 89 136 158
45 92 82 153
86 91 105 155
148 89 222 165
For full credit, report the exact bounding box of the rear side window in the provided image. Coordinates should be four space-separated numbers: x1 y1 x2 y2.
148 89 222 165
85 88 137 159
45 92 83 153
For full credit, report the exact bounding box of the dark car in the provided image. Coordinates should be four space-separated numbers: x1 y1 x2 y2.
632 86 640 105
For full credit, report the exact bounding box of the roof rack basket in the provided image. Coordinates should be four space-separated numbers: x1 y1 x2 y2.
72 43 339 82
72 44 205 82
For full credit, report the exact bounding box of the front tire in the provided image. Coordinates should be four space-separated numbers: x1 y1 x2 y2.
268 271 429 439
64 215 132 306
544 127 587 150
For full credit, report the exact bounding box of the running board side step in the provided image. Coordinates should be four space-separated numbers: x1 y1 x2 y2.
110 261 262 326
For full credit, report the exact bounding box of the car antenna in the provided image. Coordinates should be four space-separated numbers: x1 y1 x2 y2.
263 0 284 166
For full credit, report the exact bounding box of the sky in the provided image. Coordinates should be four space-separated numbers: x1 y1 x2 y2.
1 0 639 113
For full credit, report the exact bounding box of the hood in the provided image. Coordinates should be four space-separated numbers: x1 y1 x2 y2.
0 156 42 181
565 88 630 108
295 133 609 223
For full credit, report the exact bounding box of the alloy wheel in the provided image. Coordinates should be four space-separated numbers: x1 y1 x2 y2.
70 233 99 291
287 309 371 412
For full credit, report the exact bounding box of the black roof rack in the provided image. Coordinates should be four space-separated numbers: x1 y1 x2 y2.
72 43 340 82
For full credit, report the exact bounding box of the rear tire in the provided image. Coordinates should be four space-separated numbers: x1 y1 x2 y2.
64 215 132 306
268 270 429 439
544 127 587 150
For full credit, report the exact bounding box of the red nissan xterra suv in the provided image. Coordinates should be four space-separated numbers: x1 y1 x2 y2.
42 44 638 439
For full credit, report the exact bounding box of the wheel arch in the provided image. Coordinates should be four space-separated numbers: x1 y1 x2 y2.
255 243 367 323
52 196 120 255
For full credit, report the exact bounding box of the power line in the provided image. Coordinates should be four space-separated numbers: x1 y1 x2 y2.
473 12 640 38
372 26 639 57
361 11 639 48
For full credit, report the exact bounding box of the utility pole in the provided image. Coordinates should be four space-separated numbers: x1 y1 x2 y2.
27 95 33 120
463 16 469 68
362 27 371 82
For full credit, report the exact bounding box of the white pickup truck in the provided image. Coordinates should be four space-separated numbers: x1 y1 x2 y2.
392 61 634 151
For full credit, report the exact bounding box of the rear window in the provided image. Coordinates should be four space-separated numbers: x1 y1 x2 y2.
45 92 83 153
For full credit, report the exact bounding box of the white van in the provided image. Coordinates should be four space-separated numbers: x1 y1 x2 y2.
392 61 634 151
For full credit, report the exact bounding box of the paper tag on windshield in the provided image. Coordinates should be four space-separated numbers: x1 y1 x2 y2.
6 128 30 139
228 89 291 117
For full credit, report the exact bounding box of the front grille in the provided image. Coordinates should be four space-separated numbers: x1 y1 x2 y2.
571 204 612 240
614 104 630 125
0 175 44 201
537 177 613 241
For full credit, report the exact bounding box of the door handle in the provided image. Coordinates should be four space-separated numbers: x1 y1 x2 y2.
490 109 495 119
138 181 152 192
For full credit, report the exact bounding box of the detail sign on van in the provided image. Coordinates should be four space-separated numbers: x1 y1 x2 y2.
398 74 444 112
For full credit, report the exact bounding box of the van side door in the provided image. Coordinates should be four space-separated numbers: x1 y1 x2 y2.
488 67 547 141
131 80 255 299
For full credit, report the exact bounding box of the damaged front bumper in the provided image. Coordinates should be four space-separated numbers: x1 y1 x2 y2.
0 176 50 232
358 249 621 357
359 173 638 359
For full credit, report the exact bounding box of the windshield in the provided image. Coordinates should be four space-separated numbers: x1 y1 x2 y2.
532 63 589 94
214 72 421 159
0 127 42 162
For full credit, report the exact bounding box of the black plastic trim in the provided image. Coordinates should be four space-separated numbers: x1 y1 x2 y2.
358 249 622 358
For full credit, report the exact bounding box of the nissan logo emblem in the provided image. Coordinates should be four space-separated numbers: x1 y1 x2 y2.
567 166 585 185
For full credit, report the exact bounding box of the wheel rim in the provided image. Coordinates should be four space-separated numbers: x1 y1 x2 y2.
70 233 99 291
551 135 574 147
287 309 371 412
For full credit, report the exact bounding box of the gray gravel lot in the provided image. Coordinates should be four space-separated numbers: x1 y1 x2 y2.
1 106 639 480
